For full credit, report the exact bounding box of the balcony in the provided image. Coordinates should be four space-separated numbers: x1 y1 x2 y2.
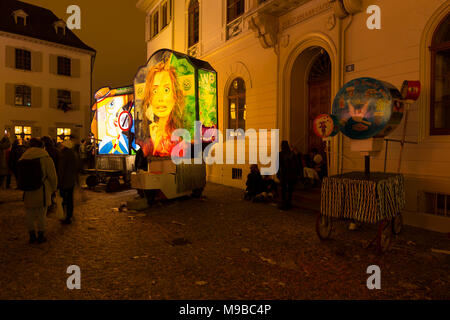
249 0 312 17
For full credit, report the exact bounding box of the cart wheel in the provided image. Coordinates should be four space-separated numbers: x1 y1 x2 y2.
392 213 403 235
316 212 333 240
86 175 98 189
191 188 203 198
106 177 121 193
377 219 392 254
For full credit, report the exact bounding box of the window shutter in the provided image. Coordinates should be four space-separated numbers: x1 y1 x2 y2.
71 91 81 110
49 54 57 74
50 88 58 108
72 58 81 77
5 83 15 106
31 86 42 108
48 127 57 139
32 126 42 138
5 46 15 68
31 51 42 72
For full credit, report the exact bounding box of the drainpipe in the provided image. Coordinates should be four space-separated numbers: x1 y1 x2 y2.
339 14 353 174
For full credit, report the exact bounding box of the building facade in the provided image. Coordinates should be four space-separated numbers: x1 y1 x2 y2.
0 0 95 144
137 0 450 232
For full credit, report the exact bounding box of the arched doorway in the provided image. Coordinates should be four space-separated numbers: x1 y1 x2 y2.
307 50 331 153
290 46 331 156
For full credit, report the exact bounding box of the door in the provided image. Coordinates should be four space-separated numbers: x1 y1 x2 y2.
308 52 331 154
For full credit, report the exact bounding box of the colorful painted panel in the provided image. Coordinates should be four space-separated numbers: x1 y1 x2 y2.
198 69 218 142
91 86 137 155
313 114 339 138
134 49 218 158
332 77 404 140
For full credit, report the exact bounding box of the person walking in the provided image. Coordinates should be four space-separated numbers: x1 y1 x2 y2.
18 138 57 244
277 140 298 210
41 136 59 170
9 139 26 188
0 132 11 188
58 140 79 225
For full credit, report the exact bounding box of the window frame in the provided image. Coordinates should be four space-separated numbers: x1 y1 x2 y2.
430 14 450 136
14 85 32 107
188 0 200 48
57 127 72 143
226 0 245 24
227 78 246 131
14 125 32 145
152 10 160 38
57 56 71 76
15 48 31 70
57 89 72 109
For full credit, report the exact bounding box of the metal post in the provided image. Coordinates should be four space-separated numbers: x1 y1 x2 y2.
365 155 370 177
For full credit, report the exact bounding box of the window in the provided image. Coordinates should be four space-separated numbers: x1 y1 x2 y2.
430 14 450 135
15 49 31 70
14 126 31 145
227 0 245 23
152 10 159 37
228 78 246 130
57 90 72 110
57 56 71 76
17 16 25 26
188 0 200 47
232 168 243 180
57 128 72 143
15 85 31 107
161 2 169 29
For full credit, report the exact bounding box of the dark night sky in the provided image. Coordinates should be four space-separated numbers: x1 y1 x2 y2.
24 0 147 93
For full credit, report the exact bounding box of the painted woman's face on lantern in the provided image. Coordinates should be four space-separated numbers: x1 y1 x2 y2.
148 70 175 120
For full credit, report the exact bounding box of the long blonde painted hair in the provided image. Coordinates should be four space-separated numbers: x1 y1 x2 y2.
141 59 185 139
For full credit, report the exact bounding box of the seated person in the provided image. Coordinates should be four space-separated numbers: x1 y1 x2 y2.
262 175 278 200
313 153 327 180
245 164 264 201
303 154 320 187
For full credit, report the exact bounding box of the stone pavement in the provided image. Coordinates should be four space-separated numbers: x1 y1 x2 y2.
0 182 449 300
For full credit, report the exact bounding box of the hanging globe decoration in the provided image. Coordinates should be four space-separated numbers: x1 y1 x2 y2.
313 114 340 138
332 77 405 139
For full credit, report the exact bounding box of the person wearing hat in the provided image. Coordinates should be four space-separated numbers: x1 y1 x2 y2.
58 140 79 224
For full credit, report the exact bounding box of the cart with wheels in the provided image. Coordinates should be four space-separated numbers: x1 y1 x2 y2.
314 77 419 253
316 171 405 254
87 86 138 192
130 49 218 204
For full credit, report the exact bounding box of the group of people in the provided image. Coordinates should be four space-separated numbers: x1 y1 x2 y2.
244 140 327 211
0 132 79 244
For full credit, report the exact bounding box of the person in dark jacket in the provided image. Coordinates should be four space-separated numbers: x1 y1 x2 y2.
8 138 26 187
245 164 264 201
277 140 298 210
0 132 11 188
41 136 59 170
58 140 79 224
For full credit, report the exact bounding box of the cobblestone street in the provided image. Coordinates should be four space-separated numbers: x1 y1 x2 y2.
0 182 449 300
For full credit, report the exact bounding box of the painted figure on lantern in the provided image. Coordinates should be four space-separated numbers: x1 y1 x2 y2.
140 59 186 157
98 95 130 155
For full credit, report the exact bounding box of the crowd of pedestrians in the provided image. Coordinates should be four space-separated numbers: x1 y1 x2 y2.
0 131 86 244
244 140 327 211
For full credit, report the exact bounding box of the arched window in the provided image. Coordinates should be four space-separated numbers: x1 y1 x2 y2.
228 78 246 130
227 0 244 23
188 0 199 48
430 14 450 135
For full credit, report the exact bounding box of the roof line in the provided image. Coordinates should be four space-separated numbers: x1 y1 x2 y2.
0 30 96 56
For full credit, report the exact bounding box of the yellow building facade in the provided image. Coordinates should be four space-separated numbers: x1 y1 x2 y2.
137 0 450 232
